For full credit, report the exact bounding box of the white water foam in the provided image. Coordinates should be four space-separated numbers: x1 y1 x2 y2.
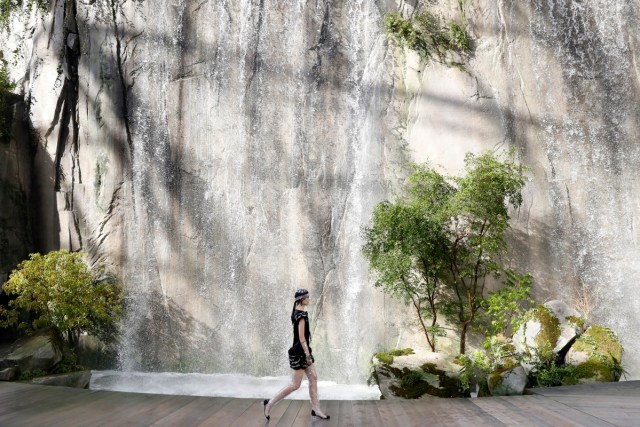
90 371 381 400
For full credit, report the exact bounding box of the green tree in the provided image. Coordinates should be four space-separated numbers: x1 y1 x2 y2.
440 151 527 354
362 170 452 350
0 250 123 350
363 150 528 355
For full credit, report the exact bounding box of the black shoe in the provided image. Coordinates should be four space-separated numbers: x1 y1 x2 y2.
311 410 330 420
263 399 270 420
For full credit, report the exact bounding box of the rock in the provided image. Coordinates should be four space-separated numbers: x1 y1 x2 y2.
513 301 585 365
565 325 623 383
0 367 19 381
29 371 92 389
1 334 62 373
487 365 528 396
372 351 465 399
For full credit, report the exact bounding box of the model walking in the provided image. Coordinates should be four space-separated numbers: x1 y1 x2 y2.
262 289 330 420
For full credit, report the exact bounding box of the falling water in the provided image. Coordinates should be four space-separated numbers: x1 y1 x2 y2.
116 0 396 385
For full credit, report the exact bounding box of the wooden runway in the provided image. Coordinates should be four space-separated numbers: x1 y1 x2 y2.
1 380 639 426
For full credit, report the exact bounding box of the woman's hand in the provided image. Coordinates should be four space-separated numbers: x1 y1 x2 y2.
305 353 313 365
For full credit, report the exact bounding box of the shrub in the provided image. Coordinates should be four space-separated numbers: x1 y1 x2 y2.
0 250 124 350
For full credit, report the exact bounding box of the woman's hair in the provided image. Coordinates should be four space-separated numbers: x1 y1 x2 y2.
291 301 297 324
291 288 309 323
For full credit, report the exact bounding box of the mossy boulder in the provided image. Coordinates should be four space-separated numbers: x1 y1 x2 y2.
565 325 623 383
513 301 585 367
372 350 465 399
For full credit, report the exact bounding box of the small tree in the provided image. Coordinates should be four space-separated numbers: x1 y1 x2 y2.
363 168 454 351
442 151 527 354
363 149 527 355
0 250 123 350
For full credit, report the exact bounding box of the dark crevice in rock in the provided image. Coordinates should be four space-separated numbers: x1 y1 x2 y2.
244 0 265 99
108 0 133 159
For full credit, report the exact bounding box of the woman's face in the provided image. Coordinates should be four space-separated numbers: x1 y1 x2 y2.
300 296 310 306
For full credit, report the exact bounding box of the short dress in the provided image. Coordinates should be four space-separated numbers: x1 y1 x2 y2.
289 309 314 370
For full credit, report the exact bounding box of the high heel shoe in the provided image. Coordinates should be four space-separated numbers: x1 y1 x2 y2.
263 399 270 420
311 410 330 420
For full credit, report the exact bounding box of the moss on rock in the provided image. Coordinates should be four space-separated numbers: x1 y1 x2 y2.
574 359 614 382
533 305 561 350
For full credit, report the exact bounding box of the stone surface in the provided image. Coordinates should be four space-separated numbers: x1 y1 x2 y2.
2 334 62 373
565 325 623 383
0 96 33 283
487 365 528 396
513 301 584 363
29 370 91 389
373 351 464 399
0 367 19 381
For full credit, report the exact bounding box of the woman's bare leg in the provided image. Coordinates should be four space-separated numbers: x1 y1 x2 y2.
265 369 305 416
305 364 328 417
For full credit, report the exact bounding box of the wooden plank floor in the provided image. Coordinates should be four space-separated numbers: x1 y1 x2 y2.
1 381 639 426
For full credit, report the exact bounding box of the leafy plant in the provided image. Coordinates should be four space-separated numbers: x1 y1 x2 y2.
0 250 124 351
535 362 577 387
482 270 535 339
384 10 471 63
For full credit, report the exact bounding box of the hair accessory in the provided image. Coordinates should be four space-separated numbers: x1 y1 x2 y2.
294 289 309 301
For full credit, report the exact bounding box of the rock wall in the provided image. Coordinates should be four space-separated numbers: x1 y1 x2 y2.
2 0 639 381
398 0 640 378
0 94 33 285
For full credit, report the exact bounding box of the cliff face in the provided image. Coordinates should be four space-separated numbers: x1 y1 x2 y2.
0 96 33 284
2 0 639 381
399 0 640 378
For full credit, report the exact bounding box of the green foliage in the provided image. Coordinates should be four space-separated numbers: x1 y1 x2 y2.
51 351 82 374
374 348 414 364
400 369 427 388
389 348 414 357
535 362 577 387
564 315 586 332
384 10 471 63
18 368 47 381
482 270 535 339
363 149 528 355
374 352 394 364
0 250 124 350
387 363 465 398
530 306 561 351
455 352 491 396
0 0 47 31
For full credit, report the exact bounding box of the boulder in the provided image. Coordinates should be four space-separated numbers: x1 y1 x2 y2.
1 334 62 373
0 367 19 381
372 350 465 399
487 365 528 396
513 301 585 365
29 371 92 389
565 325 623 383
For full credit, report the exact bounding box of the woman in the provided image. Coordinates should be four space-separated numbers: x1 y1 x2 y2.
262 289 330 420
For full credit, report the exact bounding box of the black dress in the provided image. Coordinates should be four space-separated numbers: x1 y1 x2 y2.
289 310 314 370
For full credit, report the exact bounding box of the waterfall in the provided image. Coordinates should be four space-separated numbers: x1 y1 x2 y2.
117 0 395 383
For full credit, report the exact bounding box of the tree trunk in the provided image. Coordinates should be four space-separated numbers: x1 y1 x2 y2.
459 322 468 355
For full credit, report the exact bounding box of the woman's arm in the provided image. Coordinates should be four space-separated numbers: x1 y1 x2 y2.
298 318 312 364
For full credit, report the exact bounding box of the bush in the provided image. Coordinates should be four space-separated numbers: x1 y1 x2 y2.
0 250 124 350
384 11 471 62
